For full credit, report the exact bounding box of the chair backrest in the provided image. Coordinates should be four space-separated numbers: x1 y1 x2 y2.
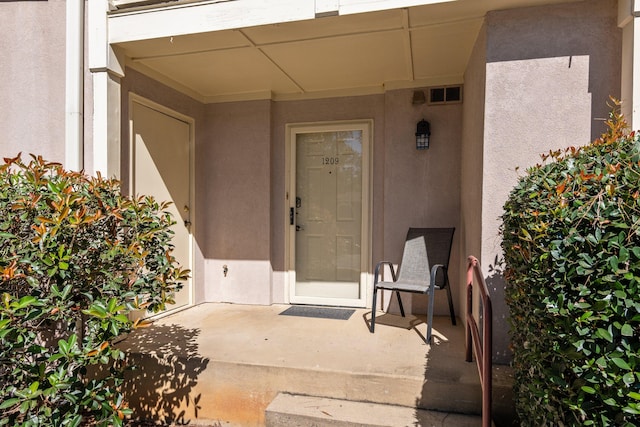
397 228 455 287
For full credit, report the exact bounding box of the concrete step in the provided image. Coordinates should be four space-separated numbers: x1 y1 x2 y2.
265 393 484 427
117 305 514 426
123 341 493 425
123 354 481 425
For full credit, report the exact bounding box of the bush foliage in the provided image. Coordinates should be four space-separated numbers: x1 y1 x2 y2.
501 103 640 426
0 154 188 426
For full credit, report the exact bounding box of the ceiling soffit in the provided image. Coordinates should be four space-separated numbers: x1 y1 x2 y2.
112 0 580 103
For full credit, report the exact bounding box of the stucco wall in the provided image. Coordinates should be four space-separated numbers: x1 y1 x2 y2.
383 89 462 316
481 0 621 363
120 67 207 303
619 5 635 125
203 100 273 304
271 91 463 316
115 72 467 312
121 69 276 306
271 95 386 304
460 23 486 339
0 0 66 162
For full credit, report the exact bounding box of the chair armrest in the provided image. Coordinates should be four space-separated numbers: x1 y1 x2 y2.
430 264 448 289
374 261 397 284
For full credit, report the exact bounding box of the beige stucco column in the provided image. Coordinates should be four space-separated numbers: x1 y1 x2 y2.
620 0 640 128
88 0 123 179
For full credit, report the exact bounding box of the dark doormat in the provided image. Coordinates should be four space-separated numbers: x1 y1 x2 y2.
279 305 355 320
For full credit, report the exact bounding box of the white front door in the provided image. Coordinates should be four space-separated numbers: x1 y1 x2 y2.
130 96 193 314
288 122 371 307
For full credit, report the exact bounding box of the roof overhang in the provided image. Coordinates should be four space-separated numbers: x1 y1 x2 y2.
106 0 582 103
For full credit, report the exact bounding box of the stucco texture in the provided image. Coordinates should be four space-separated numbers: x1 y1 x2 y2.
118 65 466 314
113 1 621 345
478 0 621 363
382 90 462 315
0 0 66 162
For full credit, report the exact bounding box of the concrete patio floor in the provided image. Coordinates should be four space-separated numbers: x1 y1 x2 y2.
117 303 514 426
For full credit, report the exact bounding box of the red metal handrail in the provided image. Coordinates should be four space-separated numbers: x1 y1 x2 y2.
465 256 492 427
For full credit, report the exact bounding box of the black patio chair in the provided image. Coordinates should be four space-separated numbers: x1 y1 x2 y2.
370 227 456 344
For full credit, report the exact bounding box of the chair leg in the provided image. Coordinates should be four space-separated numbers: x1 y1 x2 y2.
445 281 456 326
395 291 405 317
370 286 378 333
427 284 436 344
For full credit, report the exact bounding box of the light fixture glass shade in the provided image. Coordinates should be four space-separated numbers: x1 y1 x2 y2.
416 134 429 150
415 119 431 150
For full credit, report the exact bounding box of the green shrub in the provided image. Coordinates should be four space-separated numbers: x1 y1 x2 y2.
501 102 640 426
0 154 189 426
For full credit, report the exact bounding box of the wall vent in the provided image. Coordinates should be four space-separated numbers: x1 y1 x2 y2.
429 85 462 104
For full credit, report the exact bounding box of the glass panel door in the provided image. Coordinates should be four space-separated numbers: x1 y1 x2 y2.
292 127 365 304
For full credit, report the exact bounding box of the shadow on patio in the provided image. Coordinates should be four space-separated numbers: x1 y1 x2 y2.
118 303 510 426
118 324 210 425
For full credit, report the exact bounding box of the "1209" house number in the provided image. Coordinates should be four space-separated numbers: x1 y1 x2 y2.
322 157 339 165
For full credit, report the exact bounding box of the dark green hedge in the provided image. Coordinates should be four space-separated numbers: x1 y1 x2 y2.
501 104 640 426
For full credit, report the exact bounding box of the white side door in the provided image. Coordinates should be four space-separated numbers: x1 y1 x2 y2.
131 96 193 313
289 122 371 307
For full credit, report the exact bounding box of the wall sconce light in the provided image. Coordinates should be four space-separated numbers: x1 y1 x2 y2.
415 119 431 150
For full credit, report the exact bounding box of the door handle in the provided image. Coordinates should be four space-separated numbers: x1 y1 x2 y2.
296 225 304 231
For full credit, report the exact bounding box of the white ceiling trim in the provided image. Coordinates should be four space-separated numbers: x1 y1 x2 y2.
108 0 579 104
337 0 455 15
401 9 415 82
109 0 316 44
237 29 306 94
125 26 409 69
